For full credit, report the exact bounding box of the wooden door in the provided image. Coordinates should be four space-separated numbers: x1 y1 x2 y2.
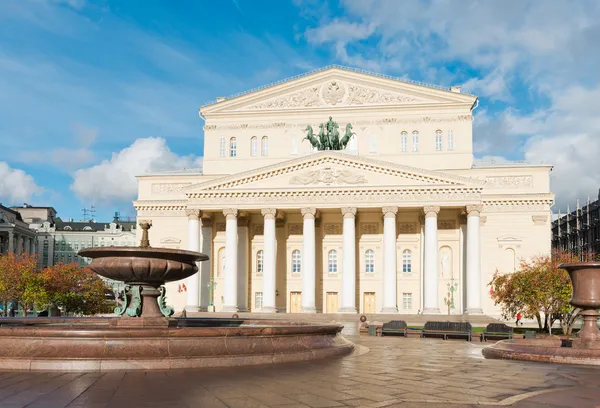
290 292 302 313
363 292 376 313
326 292 338 313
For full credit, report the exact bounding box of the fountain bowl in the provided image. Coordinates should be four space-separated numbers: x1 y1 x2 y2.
78 247 208 285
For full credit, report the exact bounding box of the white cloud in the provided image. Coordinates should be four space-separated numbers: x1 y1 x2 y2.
0 162 43 204
70 137 202 203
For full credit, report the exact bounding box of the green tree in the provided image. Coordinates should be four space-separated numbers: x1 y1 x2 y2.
489 250 579 335
0 253 44 315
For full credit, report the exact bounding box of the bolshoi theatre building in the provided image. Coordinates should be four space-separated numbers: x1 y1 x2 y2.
134 66 553 317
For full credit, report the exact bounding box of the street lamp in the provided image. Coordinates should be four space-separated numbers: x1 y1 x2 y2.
443 278 458 315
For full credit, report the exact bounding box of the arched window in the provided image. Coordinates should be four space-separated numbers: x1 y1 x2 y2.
369 134 377 153
292 250 301 273
291 136 298 155
229 137 237 157
261 136 268 156
251 137 258 157
435 130 443 151
328 250 338 274
412 131 419 152
256 250 264 275
219 137 226 157
365 249 374 273
402 249 412 273
447 130 454 151
400 131 408 152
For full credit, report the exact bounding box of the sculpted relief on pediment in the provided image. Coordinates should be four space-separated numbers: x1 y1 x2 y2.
244 80 427 110
289 167 368 186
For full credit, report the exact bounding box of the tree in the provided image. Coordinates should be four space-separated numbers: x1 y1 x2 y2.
489 250 580 335
0 253 43 316
41 262 109 316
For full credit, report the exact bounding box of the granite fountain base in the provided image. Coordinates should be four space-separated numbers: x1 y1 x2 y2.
0 317 354 371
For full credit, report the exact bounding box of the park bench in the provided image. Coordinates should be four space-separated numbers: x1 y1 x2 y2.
480 323 513 342
381 320 408 337
421 321 472 341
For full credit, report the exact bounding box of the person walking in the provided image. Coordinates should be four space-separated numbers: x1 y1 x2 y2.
516 312 522 326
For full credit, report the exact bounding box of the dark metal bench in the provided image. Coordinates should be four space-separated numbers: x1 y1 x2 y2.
480 323 513 342
421 321 472 341
381 320 408 337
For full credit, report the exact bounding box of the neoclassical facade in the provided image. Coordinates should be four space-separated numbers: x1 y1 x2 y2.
134 66 554 316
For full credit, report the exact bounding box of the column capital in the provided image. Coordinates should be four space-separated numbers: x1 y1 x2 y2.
301 208 317 219
185 209 201 220
382 206 398 218
465 204 483 217
223 209 238 220
261 208 277 219
341 207 357 219
423 206 440 218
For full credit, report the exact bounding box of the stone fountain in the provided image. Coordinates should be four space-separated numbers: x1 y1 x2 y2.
483 262 600 365
0 221 353 371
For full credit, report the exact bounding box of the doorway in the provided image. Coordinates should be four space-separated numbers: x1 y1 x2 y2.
363 292 376 313
326 292 338 313
290 291 302 313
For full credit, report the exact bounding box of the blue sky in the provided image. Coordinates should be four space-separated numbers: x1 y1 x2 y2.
1 0 599 221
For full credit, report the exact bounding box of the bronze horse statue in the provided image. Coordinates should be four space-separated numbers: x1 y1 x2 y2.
302 125 320 149
340 123 355 149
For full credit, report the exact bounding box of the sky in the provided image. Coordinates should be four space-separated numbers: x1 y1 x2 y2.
1 0 599 221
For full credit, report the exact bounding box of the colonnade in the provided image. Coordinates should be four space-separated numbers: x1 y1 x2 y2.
185 204 483 314
0 232 36 256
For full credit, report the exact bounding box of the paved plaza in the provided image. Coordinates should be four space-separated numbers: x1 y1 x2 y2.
0 334 598 408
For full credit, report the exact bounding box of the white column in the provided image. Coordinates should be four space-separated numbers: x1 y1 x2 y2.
382 206 398 313
301 208 317 313
15 234 22 254
199 217 213 311
223 209 239 312
185 209 201 312
466 205 483 314
340 207 357 313
423 206 440 314
261 208 277 312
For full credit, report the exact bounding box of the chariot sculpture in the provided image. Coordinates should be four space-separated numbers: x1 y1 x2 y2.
303 116 355 151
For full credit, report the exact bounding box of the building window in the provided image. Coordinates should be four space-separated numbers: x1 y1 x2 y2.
261 136 268 156
291 136 298 154
219 137 226 157
229 137 237 157
435 130 443 151
256 250 264 275
412 131 419 152
255 292 263 310
402 249 412 273
400 131 408 152
328 250 338 274
251 136 258 157
348 133 357 150
292 250 301 274
369 134 377 153
365 249 374 273
402 293 412 310
447 130 454 151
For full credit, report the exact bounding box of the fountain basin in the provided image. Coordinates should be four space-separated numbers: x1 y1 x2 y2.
482 337 600 366
0 317 354 371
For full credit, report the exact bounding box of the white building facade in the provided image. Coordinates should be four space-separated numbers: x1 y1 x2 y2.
134 67 554 316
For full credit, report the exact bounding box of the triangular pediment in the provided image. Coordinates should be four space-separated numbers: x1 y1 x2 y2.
201 67 477 114
185 152 484 194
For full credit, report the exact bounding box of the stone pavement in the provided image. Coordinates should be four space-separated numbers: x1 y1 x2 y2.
0 335 598 408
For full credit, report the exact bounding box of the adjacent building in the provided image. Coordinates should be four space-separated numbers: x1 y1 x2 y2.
134 66 554 316
0 204 38 256
552 192 600 259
